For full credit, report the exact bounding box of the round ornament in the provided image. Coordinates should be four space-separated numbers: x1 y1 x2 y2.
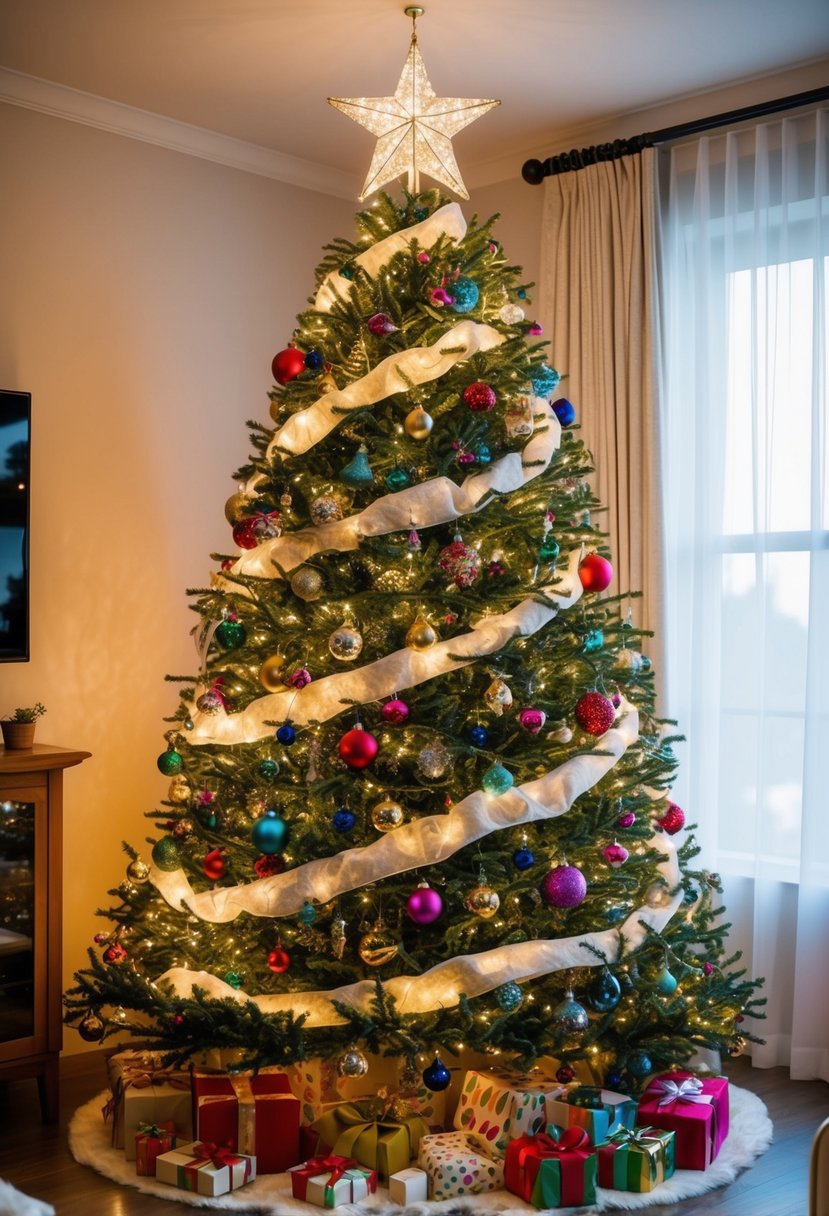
450 276 479 312
657 802 685 834
254 854 285 878
531 366 561 398
575 692 616 735
310 495 344 526
251 810 289 854
556 1065 576 1084
172 817 193 840
578 552 614 593
78 1010 106 1042
540 864 587 909
422 1054 451 1092
304 348 324 371
583 629 605 653
167 775 191 804
338 725 379 769
482 763 514 796
603 842 629 868
126 858 150 885
518 707 546 734
605 1069 624 1089
103 942 128 965
382 698 410 725
655 966 678 995
157 748 183 776
203 848 227 880
328 623 364 662
406 881 443 925
224 490 252 524
337 1046 370 1078
463 382 497 412
276 722 297 746
250 511 281 542
499 303 525 325
298 901 317 926
258 758 280 780
272 346 306 385
215 618 246 649
367 311 398 336
371 798 404 832
290 567 324 601
551 992 589 1033
405 615 437 651
287 667 312 689
438 537 481 588
267 946 291 974
385 466 411 492
551 725 573 743
404 406 434 439
196 689 224 715
466 882 500 919
588 968 622 1012
469 724 489 747
552 398 576 427
484 677 513 715
151 837 181 872
224 971 244 989
495 981 524 1012
417 741 452 780
513 846 535 870
340 445 374 486
358 924 398 967
231 518 257 549
617 809 636 829
333 807 356 834
627 1050 653 1079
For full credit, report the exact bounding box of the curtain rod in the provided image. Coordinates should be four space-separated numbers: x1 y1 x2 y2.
521 84 829 183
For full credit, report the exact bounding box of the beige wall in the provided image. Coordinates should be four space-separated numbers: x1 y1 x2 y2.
0 103 352 1052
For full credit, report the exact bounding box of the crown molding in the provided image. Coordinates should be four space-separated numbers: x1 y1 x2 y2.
0 67 360 200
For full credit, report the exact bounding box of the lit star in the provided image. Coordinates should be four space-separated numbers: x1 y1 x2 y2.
328 31 499 200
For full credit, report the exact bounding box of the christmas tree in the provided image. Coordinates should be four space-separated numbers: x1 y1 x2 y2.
64 185 763 1089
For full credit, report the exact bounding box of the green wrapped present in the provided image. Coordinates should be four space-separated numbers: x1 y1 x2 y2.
597 1125 676 1192
529 1126 597 1208
311 1101 429 1180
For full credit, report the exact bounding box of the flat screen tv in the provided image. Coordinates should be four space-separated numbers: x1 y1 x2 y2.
0 390 30 661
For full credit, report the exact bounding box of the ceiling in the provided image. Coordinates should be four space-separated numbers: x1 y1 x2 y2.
1 0 828 192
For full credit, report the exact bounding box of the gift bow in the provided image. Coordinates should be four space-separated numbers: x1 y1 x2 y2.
136 1122 174 1140
608 1126 669 1148
651 1077 711 1108
102 1055 189 1122
302 1153 358 1190
541 1126 591 1156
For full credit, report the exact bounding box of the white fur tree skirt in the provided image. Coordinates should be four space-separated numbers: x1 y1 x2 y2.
68 1084 772 1214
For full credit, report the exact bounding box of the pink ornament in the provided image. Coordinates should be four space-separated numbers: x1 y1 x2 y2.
196 789 216 806
444 613 458 625
367 312 397 336
288 668 312 689
457 450 476 465
430 287 454 307
529 321 543 335
518 707 546 734
417 251 431 264
382 698 410 725
540 864 587 909
578 552 614 593
406 882 443 925
703 962 714 976
488 560 505 577
612 692 622 707
93 932 108 945
575 691 616 735
603 842 629 868
657 801 686 834
617 810 636 828
338 726 379 769
438 538 481 588
463 382 497 412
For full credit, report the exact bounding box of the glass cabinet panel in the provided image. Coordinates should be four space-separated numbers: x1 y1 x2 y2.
0 796 35 1043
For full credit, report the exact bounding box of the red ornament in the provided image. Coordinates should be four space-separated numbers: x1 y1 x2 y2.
463 382 497 412
578 552 614 593
438 538 481 588
556 1064 575 1084
272 345 306 385
338 725 379 769
267 946 291 974
254 853 285 878
103 942 128 965
367 312 398 336
203 848 227 880
575 691 616 735
232 518 258 549
657 801 686 834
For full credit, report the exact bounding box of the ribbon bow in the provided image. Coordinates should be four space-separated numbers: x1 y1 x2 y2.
652 1077 709 1107
608 1126 667 1147
303 1154 358 1190
542 1126 591 1156
102 1055 189 1123
192 1141 242 1171
136 1122 172 1140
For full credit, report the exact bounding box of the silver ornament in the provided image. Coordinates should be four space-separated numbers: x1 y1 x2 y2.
290 567 324 601
551 725 573 743
499 302 525 325
417 740 453 780
551 991 590 1033
168 775 191 804
196 689 224 715
328 623 364 662
310 495 344 526
126 859 150 885
337 1045 370 1077
615 648 644 673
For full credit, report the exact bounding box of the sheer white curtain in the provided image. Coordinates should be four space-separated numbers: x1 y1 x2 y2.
660 108 829 1081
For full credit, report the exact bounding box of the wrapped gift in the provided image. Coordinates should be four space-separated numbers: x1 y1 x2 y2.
509 1079 568 1139
418 1130 504 1199
155 1140 255 1197
312 1099 428 1180
505 1129 571 1201
530 1127 597 1209
104 1051 192 1157
193 1068 300 1174
389 1166 429 1204
546 1085 637 1145
453 1070 566 1157
636 1073 729 1169
597 1125 676 1192
288 1154 377 1203
135 1121 177 1177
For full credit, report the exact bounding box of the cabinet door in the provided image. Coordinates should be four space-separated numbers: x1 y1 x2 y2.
0 780 48 1059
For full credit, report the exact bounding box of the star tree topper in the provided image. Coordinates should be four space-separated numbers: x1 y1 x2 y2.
328 8 499 200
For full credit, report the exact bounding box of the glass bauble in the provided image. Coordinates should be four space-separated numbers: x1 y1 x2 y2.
422 1054 451 1091
367 311 397 336
251 811 289 854
518 707 546 734
469 724 489 747
224 490 252 524
551 992 589 1033
513 846 535 870
224 970 244 989
78 1009 106 1042
482 763 514 796
381 698 410 724
495 981 524 1012
617 809 636 828
438 538 481 588
466 883 500 919
328 623 364 661
531 365 561 398
540 864 587 908
203 848 227 880
310 495 344 526
332 807 356 833
304 348 324 371
551 725 573 743
151 837 181 871
298 901 317 926
556 1065 575 1084
499 303 525 325
267 946 291 974
338 726 379 768
588 968 622 1012
627 1050 652 1078
656 802 686 834
290 567 324 601
340 445 374 486
157 748 183 776
289 666 312 689
484 678 513 715
258 758 279 780
405 615 437 651
259 654 286 691
337 1046 370 1077
463 381 497 411
358 925 398 967
167 775 191 804
603 842 629 868
272 345 306 385
215 618 246 649
655 966 678 995
371 798 404 832
417 740 452 780
574 692 616 735
126 859 150 885
552 397 576 427
406 881 443 924
450 275 479 312
404 406 433 439
276 722 297 745
578 552 614 593
196 690 224 715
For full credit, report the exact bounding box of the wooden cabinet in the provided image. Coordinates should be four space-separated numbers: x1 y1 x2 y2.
0 744 90 1121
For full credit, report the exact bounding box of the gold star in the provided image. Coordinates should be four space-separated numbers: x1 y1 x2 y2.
328 26 499 200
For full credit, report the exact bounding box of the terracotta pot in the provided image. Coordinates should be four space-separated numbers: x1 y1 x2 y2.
1 721 36 750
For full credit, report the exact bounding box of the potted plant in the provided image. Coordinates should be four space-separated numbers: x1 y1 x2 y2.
1 703 46 750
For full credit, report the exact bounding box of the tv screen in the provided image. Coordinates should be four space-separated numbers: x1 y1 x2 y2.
0 390 30 661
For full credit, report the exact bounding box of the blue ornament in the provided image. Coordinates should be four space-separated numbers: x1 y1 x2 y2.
251 810 289 855
304 349 324 371
276 722 296 746
517 288 527 299
298 901 317 925
258 759 279 780
583 629 605 653
531 365 561 398
468 724 489 748
655 966 678 995
495 981 524 1012
340 445 374 486
482 762 514 796
588 968 622 1012
473 442 491 464
332 807 356 834
513 846 535 871
552 397 576 427
605 1069 624 1089
627 1050 653 1078
422 1054 451 1092
450 276 479 313
385 466 411 492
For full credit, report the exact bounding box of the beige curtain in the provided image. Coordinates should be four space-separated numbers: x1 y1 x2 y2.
538 149 663 670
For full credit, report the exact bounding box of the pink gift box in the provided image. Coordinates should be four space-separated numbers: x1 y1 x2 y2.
636 1072 729 1169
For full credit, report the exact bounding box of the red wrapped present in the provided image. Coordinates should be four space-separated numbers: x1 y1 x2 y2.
193 1069 300 1174
505 1128 578 1202
636 1072 729 1170
530 1128 597 1208
288 1153 377 1203
135 1121 176 1177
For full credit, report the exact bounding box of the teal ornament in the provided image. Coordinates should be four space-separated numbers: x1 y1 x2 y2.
583 629 604 653
258 759 279 780
204 812 218 830
539 537 560 561
215 618 246 649
340 444 374 486
151 837 181 872
482 762 514 796
224 971 244 989
385 466 411 492
157 748 183 776
655 966 678 995
627 1049 653 1078
414 206 429 222
588 968 622 1012
340 264 355 280
299 901 317 926
251 810 289 854
551 993 589 1033
495 981 524 1012
473 442 491 464
450 276 479 313
531 365 561 398
184 718 194 731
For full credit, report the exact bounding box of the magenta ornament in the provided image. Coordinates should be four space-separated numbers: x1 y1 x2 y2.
381 698 410 725
406 881 443 925
367 312 398 336
540 864 587 908
288 667 312 689
603 842 630 868
518 707 546 734
617 810 636 828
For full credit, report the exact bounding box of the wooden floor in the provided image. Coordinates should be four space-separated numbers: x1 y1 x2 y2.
0 1054 826 1214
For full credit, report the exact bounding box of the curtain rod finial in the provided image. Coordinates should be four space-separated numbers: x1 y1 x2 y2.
522 158 545 185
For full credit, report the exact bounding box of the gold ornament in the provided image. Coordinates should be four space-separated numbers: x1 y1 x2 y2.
466 882 500 919
167 775 191 805
224 491 251 524
337 1045 370 1077
358 923 399 967
371 798 405 832
290 567 324 601
404 406 434 440
328 623 364 662
126 858 150 885
406 614 438 651
259 653 287 691
484 677 513 715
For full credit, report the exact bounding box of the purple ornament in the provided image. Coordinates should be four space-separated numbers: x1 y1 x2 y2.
406 882 443 925
540 864 587 908
457 450 476 465
617 810 636 828
603 842 630 868
612 692 622 708
417 251 431 264
518 707 546 734
288 667 312 689
382 697 410 725
367 312 397 336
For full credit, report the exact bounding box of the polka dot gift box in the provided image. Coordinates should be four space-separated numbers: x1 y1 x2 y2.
417 1130 504 1199
453 1070 567 1157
